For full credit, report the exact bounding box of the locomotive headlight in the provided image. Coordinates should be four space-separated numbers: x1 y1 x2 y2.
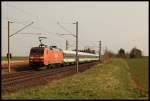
30 56 34 59
39 56 44 59
29 56 43 59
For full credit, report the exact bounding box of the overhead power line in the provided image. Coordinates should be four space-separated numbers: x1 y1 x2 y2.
9 21 34 37
57 22 74 34
2 18 55 35
3 3 58 38
17 33 42 35
3 3 38 20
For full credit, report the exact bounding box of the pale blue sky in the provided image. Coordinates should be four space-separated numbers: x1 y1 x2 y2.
2 2 149 56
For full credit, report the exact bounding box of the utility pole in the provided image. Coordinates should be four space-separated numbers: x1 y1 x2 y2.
75 21 78 72
8 21 10 73
99 40 101 62
66 40 68 50
56 21 79 72
7 21 34 73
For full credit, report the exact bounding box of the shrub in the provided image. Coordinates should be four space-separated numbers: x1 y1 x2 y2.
129 47 142 58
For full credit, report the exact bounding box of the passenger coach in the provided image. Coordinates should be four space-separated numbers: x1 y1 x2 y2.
63 50 99 64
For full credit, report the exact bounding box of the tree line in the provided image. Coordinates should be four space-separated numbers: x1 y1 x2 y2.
103 47 143 59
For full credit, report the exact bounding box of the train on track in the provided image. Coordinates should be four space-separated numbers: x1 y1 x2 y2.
29 37 99 69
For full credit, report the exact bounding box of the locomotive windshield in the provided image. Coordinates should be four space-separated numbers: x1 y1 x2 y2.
30 48 44 55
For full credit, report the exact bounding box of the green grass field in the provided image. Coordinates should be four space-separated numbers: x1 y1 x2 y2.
1 56 29 61
125 57 149 93
2 58 148 100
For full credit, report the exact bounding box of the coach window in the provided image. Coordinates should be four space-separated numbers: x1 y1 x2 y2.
64 53 67 57
63 53 65 57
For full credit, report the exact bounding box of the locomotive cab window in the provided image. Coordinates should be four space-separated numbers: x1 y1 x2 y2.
30 48 44 55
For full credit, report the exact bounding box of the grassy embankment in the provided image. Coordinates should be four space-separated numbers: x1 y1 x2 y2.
1 56 29 61
125 56 149 95
2 58 148 99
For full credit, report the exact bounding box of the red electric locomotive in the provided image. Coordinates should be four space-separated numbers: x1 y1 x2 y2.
29 37 64 69
29 45 63 68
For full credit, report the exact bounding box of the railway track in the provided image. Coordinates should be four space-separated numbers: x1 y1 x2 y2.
2 62 98 94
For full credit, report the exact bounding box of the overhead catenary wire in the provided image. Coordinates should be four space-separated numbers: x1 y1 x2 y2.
3 3 77 50
9 21 34 37
3 3 57 37
57 22 74 35
2 16 56 36
16 33 42 35
3 3 38 21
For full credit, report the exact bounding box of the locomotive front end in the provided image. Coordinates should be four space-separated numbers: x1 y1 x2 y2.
29 47 44 67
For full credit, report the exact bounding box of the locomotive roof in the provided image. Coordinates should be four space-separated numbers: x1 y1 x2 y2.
31 47 47 50
31 47 62 51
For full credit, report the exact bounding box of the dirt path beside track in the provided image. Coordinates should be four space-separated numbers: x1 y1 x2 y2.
1 60 29 68
1 60 29 75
